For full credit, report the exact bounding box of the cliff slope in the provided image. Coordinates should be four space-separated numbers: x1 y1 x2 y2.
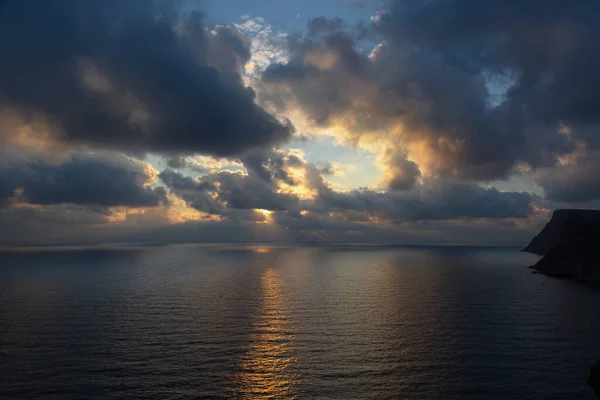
524 209 600 284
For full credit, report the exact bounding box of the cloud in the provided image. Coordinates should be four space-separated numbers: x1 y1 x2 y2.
209 171 298 211
320 162 343 176
260 29 519 181
163 155 209 174
304 164 536 222
0 152 166 207
0 0 292 157
158 169 222 215
1 203 113 225
0 3 591 246
307 17 346 36
160 167 299 215
240 148 298 185
534 151 600 203
0 203 544 247
160 148 536 226
234 16 289 75
377 149 421 191
0 145 543 246
382 0 600 127
258 3 600 201
165 155 192 170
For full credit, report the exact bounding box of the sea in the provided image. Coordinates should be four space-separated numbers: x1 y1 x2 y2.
1 244 599 399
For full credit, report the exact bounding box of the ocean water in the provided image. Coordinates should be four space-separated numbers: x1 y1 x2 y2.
1 244 599 399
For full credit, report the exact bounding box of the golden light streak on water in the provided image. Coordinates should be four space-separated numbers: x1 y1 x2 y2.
229 267 299 399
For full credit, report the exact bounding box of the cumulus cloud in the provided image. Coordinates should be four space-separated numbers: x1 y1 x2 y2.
260 29 516 181
240 148 300 185
377 149 421 191
0 145 542 246
534 151 600 203
1 2 592 246
307 17 346 36
304 164 536 222
259 3 600 197
0 152 166 207
268 37 512 177
160 167 298 215
0 0 292 157
234 15 289 75
159 148 536 228
0 203 114 227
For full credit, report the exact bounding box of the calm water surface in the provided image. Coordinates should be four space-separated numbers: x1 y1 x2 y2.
1 245 599 399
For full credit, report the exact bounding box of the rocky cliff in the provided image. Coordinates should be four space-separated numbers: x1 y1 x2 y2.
524 209 600 285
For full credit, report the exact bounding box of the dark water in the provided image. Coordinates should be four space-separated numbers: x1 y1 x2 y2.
1 244 600 399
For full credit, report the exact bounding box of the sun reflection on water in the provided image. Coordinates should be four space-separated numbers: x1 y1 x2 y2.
229 267 299 399
252 247 273 254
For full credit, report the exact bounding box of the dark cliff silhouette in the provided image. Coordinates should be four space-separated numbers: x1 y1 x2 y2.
589 361 600 398
526 211 600 397
523 209 600 285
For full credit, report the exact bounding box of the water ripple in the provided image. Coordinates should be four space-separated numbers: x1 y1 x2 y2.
0 246 598 399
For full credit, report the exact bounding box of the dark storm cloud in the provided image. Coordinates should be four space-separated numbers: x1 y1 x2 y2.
0 0 292 156
0 153 166 207
307 17 346 36
240 148 297 185
383 0 600 126
0 0 561 247
160 168 298 214
164 156 189 170
379 150 421 191
158 168 222 214
304 165 535 222
534 155 600 203
260 0 600 191
386 162 420 191
320 163 337 176
272 202 542 245
0 206 541 246
240 150 277 182
163 155 209 174
159 169 214 192
216 171 297 211
261 27 519 181
0 152 542 246
0 204 113 226
161 154 536 225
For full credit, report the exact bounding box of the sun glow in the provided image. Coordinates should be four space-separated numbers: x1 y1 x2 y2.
254 208 275 224
252 247 273 253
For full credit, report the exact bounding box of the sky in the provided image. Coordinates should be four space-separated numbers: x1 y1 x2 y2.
1 0 600 246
